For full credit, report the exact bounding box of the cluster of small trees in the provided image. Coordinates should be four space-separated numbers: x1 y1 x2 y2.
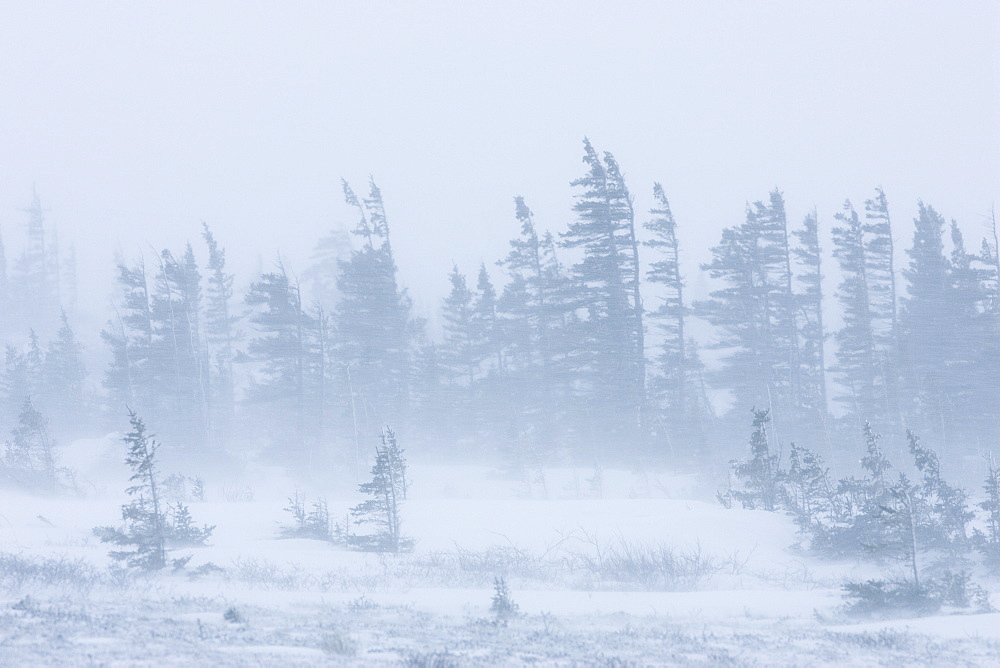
0 188 78 341
1 141 997 471
723 409 999 614
280 426 411 553
93 410 214 570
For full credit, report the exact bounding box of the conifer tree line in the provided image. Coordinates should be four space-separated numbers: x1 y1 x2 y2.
0 139 997 473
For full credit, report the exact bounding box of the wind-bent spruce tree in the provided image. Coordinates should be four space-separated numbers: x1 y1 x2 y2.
336 178 416 426
696 190 798 443
644 183 705 453
830 201 882 433
244 263 317 458
863 189 902 428
95 410 168 570
791 210 828 437
899 203 952 445
41 310 87 436
497 198 575 463
4 397 57 493
561 139 645 453
349 426 410 552
202 223 237 445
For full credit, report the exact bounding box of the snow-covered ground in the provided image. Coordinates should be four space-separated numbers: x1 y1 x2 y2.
1 436 999 666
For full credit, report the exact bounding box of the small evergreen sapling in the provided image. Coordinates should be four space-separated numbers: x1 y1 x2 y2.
490 576 519 621
94 410 168 570
94 410 213 569
349 426 411 553
3 397 57 493
280 492 334 541
729 409 780 511
781 442 838 536
167 503 215 547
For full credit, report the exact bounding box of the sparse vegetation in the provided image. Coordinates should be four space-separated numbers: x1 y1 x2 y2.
490 576 519 621
349 427 412 553
94 410 213 570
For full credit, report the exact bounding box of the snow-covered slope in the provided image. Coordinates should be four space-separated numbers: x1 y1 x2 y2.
1 455 998 666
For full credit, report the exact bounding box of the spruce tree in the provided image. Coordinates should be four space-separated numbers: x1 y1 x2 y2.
729 408 780 512
0 226 8 335
560 139 645 452
791 210 828 434
497 199 575 459
12 188 57 329
899 203 952 446
303 225 352 310
830 201 882 434
473 264 504 378
102 260 155 422
349 427 410 552
336 178 415 425
41 310 87 434
3 397 56 493
440 265 479 388
643 183 706 453
149 248 207 448
696 190 799 441
94 410 168 570
244 263 316 457
863 189 902 427
201 223 237 444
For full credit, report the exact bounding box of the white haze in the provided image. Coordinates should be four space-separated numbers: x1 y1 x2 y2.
1 1 997 337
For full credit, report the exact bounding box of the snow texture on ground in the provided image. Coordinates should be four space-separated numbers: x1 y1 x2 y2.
1 442 998 666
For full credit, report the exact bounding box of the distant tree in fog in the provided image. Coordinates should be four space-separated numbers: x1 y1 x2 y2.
790 209 828 436
695 190 800 441
560 139 645 452
243 263 317 458
202 223 237 445
41 310 87 435
349 426 410 553
335 178 416 425
830 201 883 430
644 183 707 454
2 396 56 493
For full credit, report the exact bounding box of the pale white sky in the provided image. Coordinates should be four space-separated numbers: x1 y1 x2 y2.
0 1 997 336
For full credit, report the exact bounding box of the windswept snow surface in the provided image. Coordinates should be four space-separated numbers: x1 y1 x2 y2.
1 446 998 666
